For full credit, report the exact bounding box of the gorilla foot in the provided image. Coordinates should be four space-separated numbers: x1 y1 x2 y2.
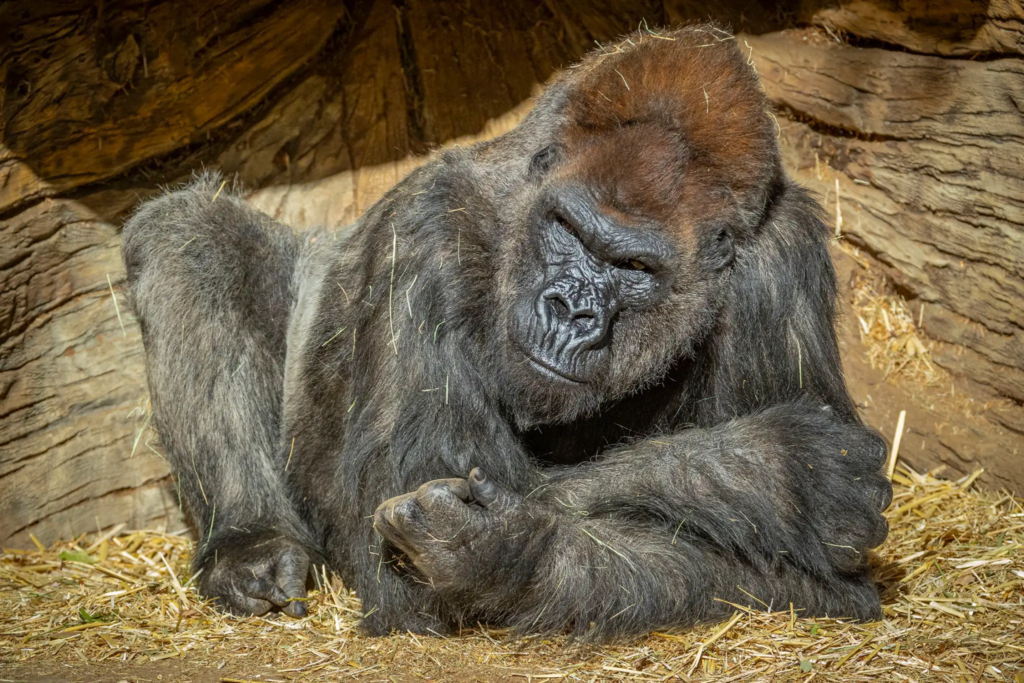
196 528 312 618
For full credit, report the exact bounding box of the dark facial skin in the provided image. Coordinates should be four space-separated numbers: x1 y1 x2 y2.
512 183 675 384
497 133 738 430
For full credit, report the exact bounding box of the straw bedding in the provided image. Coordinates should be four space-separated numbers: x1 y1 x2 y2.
2 466 1022 682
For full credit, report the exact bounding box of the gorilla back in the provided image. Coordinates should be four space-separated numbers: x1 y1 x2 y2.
123 25 892 639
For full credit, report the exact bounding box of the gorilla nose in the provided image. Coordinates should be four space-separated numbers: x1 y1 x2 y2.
541 290 612 351
544 292 597 324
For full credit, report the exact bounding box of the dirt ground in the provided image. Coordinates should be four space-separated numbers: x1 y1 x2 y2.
1 660 527 682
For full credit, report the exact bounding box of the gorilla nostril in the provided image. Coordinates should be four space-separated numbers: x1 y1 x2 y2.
543 293 598 323
545 294 571 318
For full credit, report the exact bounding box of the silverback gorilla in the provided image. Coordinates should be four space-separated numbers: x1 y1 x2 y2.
122 25 892 639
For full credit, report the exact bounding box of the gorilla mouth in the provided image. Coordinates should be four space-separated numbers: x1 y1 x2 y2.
524 353 587 384
511 322 590 385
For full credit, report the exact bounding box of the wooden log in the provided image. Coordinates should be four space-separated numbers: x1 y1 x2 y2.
745 29 1024 406
0 198 179 548
0 0 347 213
400 0 583 145
246 100 534 230
216 0 412 194
802 0 1024 56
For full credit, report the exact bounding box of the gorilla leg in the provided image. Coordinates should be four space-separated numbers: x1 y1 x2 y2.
123 175 316 616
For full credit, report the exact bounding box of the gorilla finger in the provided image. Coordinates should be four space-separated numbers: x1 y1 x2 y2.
840 502 888 550
416 478 472 509
220 592 273 617
469 468 520 511
259 583 294 608
275 555 311 618
375 493 417 527
875 479 894 511
282 596 308 618
862 433 888 471
239 573 281 602
274 546 310 585
822 544 862 572
264 579 307 618
865 516 889 549
468 468 499 506
378 497 428 550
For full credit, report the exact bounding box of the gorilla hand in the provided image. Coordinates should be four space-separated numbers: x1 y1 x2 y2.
374 469 555 606
792 412 893 572
196 527 311 618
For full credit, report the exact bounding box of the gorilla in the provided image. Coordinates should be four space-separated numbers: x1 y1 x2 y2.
122 25 892 639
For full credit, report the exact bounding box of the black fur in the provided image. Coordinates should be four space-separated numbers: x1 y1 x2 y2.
122 26 891 640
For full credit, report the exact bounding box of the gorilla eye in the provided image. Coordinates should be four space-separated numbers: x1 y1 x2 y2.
618 258 648 271
554 215 579 239
529 145 559 178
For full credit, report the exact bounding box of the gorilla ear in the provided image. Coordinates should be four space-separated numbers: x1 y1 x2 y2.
528 144 561 180
697 222 736 271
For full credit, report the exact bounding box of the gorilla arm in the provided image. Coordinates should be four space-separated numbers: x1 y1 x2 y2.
374 399 891 638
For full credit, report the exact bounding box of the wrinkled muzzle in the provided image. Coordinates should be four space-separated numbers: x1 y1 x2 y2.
517 272 616 383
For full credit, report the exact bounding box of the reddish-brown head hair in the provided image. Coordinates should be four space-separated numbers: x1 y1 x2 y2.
553 25 778 239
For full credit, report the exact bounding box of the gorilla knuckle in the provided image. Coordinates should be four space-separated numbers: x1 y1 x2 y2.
868 516 890 549
861 432 889 470
871 476 894 512
394 495 423 524
418 481 455 507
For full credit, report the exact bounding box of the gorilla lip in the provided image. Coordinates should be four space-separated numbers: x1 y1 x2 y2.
509 311 589 384
524 353 587 384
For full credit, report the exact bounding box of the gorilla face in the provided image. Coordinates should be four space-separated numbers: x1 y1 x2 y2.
497 133 741 427
511 183 674 385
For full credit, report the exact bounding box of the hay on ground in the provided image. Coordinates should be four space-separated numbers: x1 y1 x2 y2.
1 466 1022 681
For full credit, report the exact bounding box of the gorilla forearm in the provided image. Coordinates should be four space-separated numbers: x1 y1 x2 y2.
372 391 890 634
513 518 881 638
540 400 892 576
374 472 882 639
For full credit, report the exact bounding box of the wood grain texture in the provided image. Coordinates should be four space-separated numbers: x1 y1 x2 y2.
3 1 1023 547
802 0 1024 56
0 0 347 213
747 29 1024 402
0 199 179 548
